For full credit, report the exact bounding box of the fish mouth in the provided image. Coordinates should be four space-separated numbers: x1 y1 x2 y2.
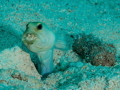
22 33 37 45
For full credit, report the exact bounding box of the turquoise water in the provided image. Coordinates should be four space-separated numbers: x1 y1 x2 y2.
0 0 120 89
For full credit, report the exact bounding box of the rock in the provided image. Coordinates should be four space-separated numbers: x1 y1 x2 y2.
72 33 116 66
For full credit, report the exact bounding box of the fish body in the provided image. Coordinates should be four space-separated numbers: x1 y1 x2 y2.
22 22 55 75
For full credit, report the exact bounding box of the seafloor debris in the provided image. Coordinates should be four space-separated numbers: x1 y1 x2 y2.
72 33 116 66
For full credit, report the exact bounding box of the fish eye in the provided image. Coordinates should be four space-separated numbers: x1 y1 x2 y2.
37 24 42 30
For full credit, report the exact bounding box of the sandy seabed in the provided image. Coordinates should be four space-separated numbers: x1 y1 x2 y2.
0 0 120 90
